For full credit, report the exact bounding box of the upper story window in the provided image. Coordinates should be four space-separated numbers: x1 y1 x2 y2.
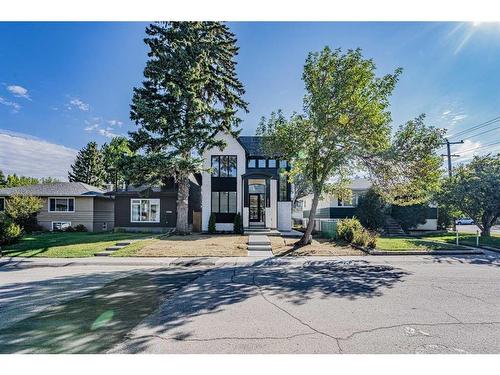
0 197 4 212
247 159 256 168
131 198 160 223
49 198 75 212
211 155 237 177
268 159 276 168
279 160 288 169
279 174 288 201
258 159 266 168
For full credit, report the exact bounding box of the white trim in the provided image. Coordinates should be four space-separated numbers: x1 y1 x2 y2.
51 221 71 231
130 198 161 223
0 197 5 212
48 197 75 213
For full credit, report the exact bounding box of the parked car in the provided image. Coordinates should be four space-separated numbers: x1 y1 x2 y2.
456 218 474 225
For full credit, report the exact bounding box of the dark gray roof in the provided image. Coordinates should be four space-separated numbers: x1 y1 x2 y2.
0 182 107 197
238 136 265 156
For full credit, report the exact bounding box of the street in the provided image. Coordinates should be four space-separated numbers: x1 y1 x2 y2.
1 253 499 354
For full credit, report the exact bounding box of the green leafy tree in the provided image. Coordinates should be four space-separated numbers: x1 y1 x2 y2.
5 195 43 233
68 141 105 187
102 136 135 187
437 154 500 236
355 188 387 231
4 174 39 187
0 170 6 187
259 47 442 245
40 177 60 184
129 22 248 234
390 204 428 231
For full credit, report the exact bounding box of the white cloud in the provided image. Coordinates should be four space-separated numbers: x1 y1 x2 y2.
7 85 30 99
107 119 123 127
84 119 121 138
67 97 90 111
0 131 77 180
0 96 21 113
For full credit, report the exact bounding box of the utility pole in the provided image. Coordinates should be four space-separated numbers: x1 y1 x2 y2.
441 139 463 177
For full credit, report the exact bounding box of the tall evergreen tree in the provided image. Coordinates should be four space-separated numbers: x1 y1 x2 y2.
102 136 135 187
129 22 248 233
0 169 6 187
68 141 105 187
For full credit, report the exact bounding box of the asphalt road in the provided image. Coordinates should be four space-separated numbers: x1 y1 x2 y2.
456 224 500 234
1 254 499 354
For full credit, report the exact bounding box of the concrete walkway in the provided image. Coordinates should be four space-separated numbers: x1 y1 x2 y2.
247 235 273 257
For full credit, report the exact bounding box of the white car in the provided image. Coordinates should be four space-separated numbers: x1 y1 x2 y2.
456 218 474 225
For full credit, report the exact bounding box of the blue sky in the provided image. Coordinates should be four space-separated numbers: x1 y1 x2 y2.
1 22 499 179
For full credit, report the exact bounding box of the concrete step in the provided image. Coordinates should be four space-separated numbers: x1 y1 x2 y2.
247 250 273 257
248 235 271 245
95 252 111 257
106 246 124 251
115 242 132 246
248 245 272 251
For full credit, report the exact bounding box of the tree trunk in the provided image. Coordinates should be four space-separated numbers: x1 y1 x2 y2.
176 175 190 234
298 191 320 246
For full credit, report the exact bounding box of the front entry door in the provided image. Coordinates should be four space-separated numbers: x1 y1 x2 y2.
249 193 264 223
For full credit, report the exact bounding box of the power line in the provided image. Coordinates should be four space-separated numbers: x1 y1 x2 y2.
457 140 500 155
448 115 500 139
461 124 500 141
440 139 463 177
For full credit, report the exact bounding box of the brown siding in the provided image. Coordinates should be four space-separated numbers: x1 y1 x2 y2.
92 197 115 232
37 197 94 231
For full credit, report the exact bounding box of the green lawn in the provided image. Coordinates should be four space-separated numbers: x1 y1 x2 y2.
421 232 500 250
376 236 469 252
2 232 154 257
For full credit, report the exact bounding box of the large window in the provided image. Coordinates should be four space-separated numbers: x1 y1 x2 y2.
49 198 75 212
268 159 276 168
258 159 266 168
211 156 237 177
211 191 237 213
247 159 256 168
131 199 160 223
0 197 4 212
279 160 288 169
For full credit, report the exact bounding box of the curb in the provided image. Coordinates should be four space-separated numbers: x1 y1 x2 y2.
350 243 484 256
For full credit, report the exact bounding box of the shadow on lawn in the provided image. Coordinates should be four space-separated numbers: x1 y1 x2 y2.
0 259 410 353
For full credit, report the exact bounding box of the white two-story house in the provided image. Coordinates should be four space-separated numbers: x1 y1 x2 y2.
201 132 292 232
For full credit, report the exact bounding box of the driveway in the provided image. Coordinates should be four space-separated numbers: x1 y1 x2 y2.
1 254 499 353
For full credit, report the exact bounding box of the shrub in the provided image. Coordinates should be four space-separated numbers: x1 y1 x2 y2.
74 224 88 232
337 218 363 243
5 195 43 233
391 204 427 231
208 213 216 234
0 214 22 246
366 231 378 248
355 188 387 231
64 225 76 232
233 213 243 234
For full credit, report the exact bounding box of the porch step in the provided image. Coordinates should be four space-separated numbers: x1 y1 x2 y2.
247 235 270 245
106 246 125 251
115 242 132 246
95 252 111 257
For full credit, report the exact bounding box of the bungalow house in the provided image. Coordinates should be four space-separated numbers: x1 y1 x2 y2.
0 182 114 232
107 176 201 232
299 178 438 232
201 132 292 232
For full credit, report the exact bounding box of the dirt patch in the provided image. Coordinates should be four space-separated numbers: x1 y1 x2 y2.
135 234 248 257
271 236 365 256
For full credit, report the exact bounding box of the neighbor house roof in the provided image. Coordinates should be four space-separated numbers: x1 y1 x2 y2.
0 182 107 197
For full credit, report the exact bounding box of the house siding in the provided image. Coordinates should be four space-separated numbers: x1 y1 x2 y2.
93 197 115 232
36 196 95 232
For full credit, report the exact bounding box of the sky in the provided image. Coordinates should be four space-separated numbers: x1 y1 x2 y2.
0 21 499 180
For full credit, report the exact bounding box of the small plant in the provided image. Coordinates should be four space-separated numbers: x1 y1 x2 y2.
208 213 216 234
74 224 88 232
366 231 378 248
233 213 243 234
0 214 22 246
337 218 363 243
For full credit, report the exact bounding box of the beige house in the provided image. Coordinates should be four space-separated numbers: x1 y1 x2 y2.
0 182 114 232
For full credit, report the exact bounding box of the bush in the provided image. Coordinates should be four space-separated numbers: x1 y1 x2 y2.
337 217 377 248
64 225 76 232
0 214 22 246
233 213 243 234
5 195 43 233
337 218 363 243
74 224 88 232
355 188 387 231
391 204 427 231
208 213 216 234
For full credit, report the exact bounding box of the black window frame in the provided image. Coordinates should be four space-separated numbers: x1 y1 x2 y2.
279 160 288 169
211 155 237 177
267 159 277 168
0 197 4 212
211 191 237 213
258 159 267 168
247 158 256 168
